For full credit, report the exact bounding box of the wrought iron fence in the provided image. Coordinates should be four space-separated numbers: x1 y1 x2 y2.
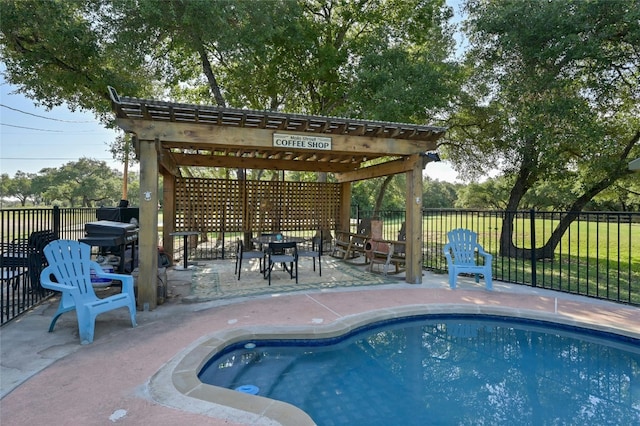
1 207 97 324
3 206 638 325
421 209 639 306
350 207 638 305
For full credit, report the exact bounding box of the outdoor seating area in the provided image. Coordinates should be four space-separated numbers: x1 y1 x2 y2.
189 254 402 303
195 228 403 288
332 230 369 260
331 219 407 275
232 232 333 286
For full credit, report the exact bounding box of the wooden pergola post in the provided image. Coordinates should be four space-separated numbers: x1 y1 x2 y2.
137 139 159 310
162 170 175 256
405 154 423 284
339 182 352 233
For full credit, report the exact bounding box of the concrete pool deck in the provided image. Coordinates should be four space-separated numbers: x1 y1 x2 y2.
1 259 639 425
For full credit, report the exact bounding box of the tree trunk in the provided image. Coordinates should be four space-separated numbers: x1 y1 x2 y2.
539 159 637 257
499 156 536 258
501 130 639 259
196 40 226 107
373 175 393 219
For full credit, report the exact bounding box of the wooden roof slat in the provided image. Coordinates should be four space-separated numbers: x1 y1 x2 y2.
110 89 446 175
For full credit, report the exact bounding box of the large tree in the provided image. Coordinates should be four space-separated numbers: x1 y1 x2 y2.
3 171 36 206
445 0 640 258
0 0 153 117
1 0 460 215
35 158 123 207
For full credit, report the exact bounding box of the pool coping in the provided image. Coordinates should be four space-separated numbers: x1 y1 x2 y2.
148 301 640 426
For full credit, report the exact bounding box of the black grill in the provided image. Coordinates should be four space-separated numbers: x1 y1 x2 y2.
80 220 138 273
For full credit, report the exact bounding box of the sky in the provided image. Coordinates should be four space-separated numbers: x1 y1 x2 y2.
0 0 465 183
0 78 124 177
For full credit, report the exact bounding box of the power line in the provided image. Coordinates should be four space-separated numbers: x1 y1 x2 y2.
1 157 114 160
0 122 99 132
0 122 65 132
0 103 95 123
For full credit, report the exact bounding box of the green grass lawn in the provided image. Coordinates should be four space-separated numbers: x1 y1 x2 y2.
419 215 640 305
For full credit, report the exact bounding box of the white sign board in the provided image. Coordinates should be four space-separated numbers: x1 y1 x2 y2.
273 133 332 150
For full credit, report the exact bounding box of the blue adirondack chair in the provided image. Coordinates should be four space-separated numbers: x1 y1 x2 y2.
443 229 493 290
40 240 137 344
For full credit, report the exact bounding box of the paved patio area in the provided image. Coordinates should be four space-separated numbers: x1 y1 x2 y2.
1 256 638 425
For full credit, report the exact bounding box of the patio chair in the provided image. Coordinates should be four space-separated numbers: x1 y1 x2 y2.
235 239 264 280
264 241 298 285
365 240 394 275
297 231 323 276
443 228 493 290
40 240 137 344
257 233 284 254
1 229 58 295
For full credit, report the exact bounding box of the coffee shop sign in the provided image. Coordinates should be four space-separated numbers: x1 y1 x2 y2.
273 133 332 150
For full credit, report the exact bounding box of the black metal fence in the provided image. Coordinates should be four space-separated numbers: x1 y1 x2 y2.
1 207 97 325
2 206 638 325
352 207 639 306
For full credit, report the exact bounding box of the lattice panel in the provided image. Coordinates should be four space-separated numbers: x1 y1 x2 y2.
175 178 340 233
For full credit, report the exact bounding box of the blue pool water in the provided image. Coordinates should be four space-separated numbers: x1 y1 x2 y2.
199 315 640 425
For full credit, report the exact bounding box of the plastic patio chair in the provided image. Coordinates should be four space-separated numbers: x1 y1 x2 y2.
235 239 265 280
40 240 137 344
443 228 493 290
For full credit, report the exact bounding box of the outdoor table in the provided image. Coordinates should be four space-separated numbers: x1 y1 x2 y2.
252 234 305 246
252 234 305 258
252 235 304 276
170 231 200 269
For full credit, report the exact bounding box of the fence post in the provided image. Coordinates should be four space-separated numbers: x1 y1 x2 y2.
53 205 61 238
530 209 537 287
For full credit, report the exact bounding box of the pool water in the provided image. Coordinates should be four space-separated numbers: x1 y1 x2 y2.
199 315 640 425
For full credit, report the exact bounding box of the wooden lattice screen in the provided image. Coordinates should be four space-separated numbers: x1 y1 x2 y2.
175 177 341 234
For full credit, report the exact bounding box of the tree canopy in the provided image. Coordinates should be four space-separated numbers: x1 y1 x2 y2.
1 0 638 225
1 0 459 119
442 0 640 256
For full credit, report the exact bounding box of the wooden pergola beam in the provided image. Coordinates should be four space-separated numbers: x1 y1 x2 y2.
115 119 437 157
171 152 359 173
334 155 422 183
158 145 180 176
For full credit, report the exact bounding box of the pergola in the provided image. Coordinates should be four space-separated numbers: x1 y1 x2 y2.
109 87 446 309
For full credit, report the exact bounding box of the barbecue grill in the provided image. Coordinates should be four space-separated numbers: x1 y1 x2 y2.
80 220 138 273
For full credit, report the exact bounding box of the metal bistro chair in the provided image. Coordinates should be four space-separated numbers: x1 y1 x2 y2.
297 231 323 276
264 241 298 286
235 239 265 280
40 240 137 344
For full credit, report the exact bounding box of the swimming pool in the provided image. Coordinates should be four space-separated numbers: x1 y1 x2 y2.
198 315 640 425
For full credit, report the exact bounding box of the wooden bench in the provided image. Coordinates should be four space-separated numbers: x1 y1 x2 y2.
332 231 370 261
365 239 406 275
